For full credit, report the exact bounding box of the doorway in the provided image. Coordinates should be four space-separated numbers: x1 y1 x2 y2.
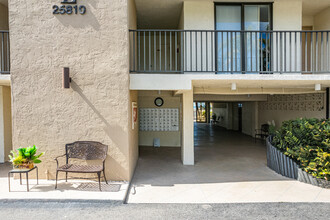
215 3 272 73
238 103 243 132
194 102 207 123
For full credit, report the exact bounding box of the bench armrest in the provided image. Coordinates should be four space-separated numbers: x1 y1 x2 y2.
54 154 66 168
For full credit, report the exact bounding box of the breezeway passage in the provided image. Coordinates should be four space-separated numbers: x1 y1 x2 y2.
127 123 330 203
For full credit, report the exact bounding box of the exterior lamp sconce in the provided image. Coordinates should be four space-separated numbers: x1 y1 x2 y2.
231 83 237 91
315 84 321 91
63 67 71 89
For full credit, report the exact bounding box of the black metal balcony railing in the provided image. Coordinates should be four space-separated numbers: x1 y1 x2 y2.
0 31 10 74
129 30 330 74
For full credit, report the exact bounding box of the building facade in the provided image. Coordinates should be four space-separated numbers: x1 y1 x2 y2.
0 0 330 181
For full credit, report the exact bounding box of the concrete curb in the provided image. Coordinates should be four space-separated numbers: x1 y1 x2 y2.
266 138 330 189
0 198 124 204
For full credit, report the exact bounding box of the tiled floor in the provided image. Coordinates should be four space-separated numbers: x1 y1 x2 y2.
0 162 128 201
127 123 330 203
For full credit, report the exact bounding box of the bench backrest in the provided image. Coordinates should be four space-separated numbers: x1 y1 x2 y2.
65 141 108 161
261 124 270 133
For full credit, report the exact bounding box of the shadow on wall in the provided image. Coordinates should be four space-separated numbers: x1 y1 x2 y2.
55 0 101 31
71 80 129 180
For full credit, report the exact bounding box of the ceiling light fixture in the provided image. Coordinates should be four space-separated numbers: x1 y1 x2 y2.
231 83 237 91
315 84 321 91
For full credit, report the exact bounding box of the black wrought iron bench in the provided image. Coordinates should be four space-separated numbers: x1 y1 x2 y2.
255 124 270 142
54 141 108 191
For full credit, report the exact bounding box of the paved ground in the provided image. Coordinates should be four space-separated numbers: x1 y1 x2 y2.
0 201 329 220
0 162 128 201
128 123 330 203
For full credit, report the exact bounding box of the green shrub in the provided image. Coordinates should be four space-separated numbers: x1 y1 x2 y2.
271 118 330 181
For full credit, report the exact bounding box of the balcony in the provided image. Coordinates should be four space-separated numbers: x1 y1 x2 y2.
0 31 10 75
129 30 330 74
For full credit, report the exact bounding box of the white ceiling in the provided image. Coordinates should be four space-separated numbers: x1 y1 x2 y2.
135 0 330 29
135 0 183 29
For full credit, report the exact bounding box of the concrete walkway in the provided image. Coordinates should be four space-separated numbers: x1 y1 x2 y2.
0 162 128 202
127 123 330 203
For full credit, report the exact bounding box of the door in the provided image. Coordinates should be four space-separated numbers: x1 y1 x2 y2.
238 103 243 132
194 102 207 123
215 3 272 73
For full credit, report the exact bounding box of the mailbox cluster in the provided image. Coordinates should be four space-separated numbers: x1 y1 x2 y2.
139 108 179 131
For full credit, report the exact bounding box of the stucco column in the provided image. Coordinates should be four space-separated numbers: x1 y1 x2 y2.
182 89 194 165
0 86 4 163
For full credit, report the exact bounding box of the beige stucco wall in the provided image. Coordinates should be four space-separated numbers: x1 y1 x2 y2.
128 0 139 179
2 86 11 162
242 101 257 136
0 86 11 163
128 90 138 178
178 5 184 30
258 93 326 129
302 15 314 27
0 3 8 30
314 7 330 30
9 0 135 180
138 91 181 147
0 86 4 162
273 0 302 30
182 1 214 30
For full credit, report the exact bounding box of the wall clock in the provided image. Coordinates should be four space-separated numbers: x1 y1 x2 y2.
154 97 164 107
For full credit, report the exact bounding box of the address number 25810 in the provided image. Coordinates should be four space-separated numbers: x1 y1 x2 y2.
53 5 87 15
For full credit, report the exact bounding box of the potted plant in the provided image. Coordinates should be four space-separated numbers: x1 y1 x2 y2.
9 145 44 169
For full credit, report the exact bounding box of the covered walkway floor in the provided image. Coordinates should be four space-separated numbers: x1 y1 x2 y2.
127 123 330 203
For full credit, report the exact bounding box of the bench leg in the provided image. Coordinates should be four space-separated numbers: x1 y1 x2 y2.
65 172 68 182
8 172 11 192
26 172 29 192
55 170 59 189
97 172 101 191
36 167 39 185
103 170 108 184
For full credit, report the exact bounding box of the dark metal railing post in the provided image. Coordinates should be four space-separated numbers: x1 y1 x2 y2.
181 31 184 73
305 31 308 72
154 31 156 71
132 31 135 72
1 32 4 73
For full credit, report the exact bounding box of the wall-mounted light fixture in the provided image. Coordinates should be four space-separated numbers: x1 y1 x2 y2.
63 67 71 89
315 84 321 91
231 83 237 91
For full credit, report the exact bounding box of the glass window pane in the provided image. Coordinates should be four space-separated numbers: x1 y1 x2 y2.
216 6 241 31
244 5 270 73
216 6 242 73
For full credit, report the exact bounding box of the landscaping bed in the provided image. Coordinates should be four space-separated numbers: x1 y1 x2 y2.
266 118 330 189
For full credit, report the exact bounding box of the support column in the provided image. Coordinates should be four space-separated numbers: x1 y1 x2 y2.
182 89 194 165
0 86 4 163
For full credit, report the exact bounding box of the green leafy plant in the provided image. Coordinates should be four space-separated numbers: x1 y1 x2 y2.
9 145 44 167
271 118 330 181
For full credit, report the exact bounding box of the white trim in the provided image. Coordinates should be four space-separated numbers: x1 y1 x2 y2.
182 89 194 165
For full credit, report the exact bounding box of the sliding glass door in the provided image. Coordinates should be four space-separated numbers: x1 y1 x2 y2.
216 3 272 73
